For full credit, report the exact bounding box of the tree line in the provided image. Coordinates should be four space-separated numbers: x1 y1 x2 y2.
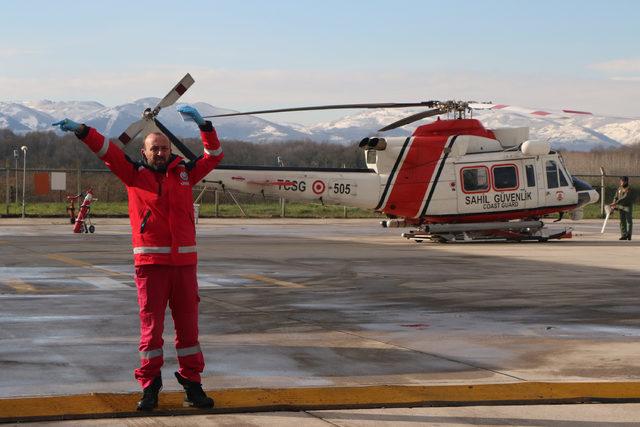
0 129 366 169
3 128 639 174
561 144 640 177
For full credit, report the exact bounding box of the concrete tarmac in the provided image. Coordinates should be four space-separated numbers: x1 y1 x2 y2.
0 218 639 424
10 403 640 426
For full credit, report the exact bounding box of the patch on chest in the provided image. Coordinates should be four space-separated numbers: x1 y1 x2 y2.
179 171 189 185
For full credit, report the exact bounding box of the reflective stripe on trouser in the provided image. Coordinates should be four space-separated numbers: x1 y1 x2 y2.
134 264 204 389
133 246 197 255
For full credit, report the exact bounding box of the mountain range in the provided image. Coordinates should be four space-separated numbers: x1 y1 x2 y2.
1 99 639 151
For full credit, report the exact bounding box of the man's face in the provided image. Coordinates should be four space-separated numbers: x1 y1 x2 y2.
141 133 171 169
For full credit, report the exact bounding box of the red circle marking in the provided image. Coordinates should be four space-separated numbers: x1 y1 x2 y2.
312 180 325 195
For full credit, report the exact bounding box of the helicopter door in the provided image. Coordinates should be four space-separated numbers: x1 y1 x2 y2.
523 163 539 208
543 159 571 206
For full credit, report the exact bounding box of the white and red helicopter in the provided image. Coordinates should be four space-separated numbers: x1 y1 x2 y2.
117 75 599 243
200 101 600 242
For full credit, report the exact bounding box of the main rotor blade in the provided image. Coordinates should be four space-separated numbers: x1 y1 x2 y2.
202 101 439 118
154 73 195 111
118 119 146 144
378 108 445 132
153 119 197 161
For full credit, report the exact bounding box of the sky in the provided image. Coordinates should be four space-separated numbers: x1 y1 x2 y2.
1 0 640 124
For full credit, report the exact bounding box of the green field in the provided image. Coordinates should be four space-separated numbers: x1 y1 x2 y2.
1 201 638 220
0 201 383 219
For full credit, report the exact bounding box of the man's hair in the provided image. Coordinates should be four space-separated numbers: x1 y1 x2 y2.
621 176 629 183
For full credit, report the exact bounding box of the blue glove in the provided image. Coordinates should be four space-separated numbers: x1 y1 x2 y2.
52 119 81 132
177 105 205 126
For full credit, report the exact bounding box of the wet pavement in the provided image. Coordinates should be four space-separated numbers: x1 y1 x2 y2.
12 403 640 426
0 218 639 418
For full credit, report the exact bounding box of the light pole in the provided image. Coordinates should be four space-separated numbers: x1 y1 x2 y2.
13 149 18 203
21 146 27 219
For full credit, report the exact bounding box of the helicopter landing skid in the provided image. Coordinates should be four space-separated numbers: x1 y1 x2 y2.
402 224 572 243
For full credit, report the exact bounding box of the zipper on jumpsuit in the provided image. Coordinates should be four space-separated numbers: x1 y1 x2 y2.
140 174 163 234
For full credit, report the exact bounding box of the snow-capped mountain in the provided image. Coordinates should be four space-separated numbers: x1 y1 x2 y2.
22 100 105 120
1 98 311 142
1 99 639 151
0 102 58 132
308 108 640 150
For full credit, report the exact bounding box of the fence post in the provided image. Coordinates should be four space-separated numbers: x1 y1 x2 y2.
214 190 219 218
599 166 606 218
280 197 286 218
343 205 347 218
4 160 9 216
14 152 18 203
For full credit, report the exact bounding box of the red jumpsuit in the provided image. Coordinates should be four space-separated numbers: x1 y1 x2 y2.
79 123 223 388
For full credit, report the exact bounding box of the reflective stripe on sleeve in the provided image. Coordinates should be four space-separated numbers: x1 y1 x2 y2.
176 344 201 357
133 246 171 254
204 147 223 156
178 246 197 254
97 138 110 158
140 348 163 359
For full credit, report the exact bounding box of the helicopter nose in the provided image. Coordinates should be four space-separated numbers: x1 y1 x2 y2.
573 177 599 207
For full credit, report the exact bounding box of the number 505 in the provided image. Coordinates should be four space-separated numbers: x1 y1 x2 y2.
333 183 351 194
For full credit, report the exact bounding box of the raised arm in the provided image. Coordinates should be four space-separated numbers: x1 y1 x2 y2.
176 106 224 184
53 119 137 186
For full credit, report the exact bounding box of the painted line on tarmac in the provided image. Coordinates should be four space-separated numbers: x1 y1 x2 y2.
77 276 131 290
199 281 222 288
5 278 37 293
2 382 640 422
45 253 121 276
242 274 305 289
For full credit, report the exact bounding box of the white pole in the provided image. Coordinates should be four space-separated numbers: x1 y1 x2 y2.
14 150 18 204
21 146 27 219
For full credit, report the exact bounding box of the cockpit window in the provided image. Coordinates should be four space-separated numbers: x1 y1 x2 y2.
559 169 569 186
546 160 559 189
546 160 570 188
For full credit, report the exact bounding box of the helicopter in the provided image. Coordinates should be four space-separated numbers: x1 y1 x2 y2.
116 75 600 243
200 101 601 242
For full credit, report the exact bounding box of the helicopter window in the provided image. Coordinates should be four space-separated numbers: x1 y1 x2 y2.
461 167 489 192
546 160 559 189
492 165 518 191
559 169 569 187
525 165 536 187
366 150 377 164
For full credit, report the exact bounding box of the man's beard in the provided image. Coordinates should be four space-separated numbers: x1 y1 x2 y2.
152 163 167 172
143 155 168 172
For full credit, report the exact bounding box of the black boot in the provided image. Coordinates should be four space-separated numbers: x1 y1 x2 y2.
174 371 214 408
137 375 162 411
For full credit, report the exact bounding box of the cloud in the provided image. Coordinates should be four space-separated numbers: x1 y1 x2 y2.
589 59 640 73
611 76 640 82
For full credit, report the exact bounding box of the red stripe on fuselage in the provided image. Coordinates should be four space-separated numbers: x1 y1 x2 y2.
382 136 448 218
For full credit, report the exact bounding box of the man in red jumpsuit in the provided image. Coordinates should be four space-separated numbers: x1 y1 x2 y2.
53 105 222 411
